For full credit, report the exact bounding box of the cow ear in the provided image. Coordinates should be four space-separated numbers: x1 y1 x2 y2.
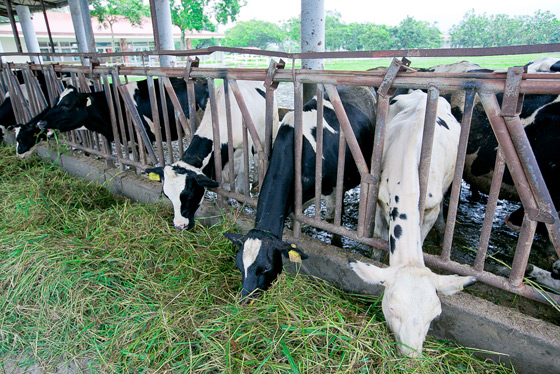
195 173 219 188
224 233 246 248
277 242 308 261
348 259 397 286
431 273 477 296
7 123 20 130
145 167 164 182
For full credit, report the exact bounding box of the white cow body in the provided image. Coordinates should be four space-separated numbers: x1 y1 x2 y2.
149 80 279 230
351 90 475 357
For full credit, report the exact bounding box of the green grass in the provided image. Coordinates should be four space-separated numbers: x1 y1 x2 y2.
205 53 560 71
0 144 514 373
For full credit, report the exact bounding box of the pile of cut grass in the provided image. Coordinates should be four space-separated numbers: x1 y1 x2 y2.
0 145 512 373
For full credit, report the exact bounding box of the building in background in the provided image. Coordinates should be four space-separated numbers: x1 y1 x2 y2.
0 11 224 65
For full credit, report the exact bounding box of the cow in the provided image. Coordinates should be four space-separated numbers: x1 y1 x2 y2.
146 80 279 231
427 60 560 291
428 60 560 230
350 90 476 358
34 78 209 144
224 85 377 300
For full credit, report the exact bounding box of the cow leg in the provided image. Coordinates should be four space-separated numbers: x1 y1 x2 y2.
525 262 560 292
433 201 446 247
324 192 343 247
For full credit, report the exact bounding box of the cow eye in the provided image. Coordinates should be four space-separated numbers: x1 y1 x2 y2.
262 264 273 274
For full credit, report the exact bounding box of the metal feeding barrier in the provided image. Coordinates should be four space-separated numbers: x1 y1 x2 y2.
2 51 560 306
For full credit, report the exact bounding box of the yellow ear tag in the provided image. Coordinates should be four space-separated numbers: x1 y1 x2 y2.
149 172 161 181
288 245 302 263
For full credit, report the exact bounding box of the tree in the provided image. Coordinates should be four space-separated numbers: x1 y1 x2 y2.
224 20 285 50
449 10 491 47
281 16 301 52
359 24 392 51
325 11 346 51
390 16 441 49
91 0 149 52
450 10 560 47
171 0 244 50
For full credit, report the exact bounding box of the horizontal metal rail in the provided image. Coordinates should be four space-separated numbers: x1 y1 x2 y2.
3 58 560 308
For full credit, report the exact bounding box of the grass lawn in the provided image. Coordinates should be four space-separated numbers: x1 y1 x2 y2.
208 52 560 71
0 144 514 372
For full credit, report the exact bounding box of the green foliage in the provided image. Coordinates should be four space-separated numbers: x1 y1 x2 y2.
281 12 441 51
224 20 285 49
91 0 149 30
171 0 244 49
390 16 442 49
450 10 560 47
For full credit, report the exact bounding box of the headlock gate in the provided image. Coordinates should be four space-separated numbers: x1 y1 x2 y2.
2 53 560 306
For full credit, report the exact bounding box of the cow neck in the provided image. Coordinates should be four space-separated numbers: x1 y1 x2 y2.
86 91 113 139
386 112 424 268
253 126 295 239
181 134 214 170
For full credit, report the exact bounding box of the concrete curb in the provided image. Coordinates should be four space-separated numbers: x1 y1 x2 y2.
5 136 560 373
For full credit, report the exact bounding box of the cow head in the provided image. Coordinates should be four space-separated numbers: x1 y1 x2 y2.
349 259 476 357
146 161 219 230
225 229 308 301
10 122 48 158
37 86 91 132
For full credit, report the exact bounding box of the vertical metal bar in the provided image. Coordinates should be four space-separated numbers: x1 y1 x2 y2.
208 78 224 206
473 147 507 271
441 90 476 260
365 94 391 238
4 0 23 53
418 85 439 225
146 76 165 165
125 108 140 163
293 80 304 238
224 80 235 191
111 69 130 170
118 85 157 164
314 86 324 221
102 74 123 164
503 114 560 256
509 214 537 288
228 79 266 182
161 76 192 141
242 116 250 195
334 115 346 227
186 79 197 139
263 86 275 185
39 0 56 54
478 93 543 224
148 0 161 51
158 77 174 163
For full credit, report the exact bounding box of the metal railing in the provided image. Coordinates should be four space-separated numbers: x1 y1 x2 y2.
2 48 560 306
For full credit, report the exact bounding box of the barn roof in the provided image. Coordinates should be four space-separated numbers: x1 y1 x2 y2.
0 0 69 18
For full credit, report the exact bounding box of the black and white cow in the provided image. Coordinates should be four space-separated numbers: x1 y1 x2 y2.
430 59 560 230
34 78 209 143
350 90 475 357
146 80 279 231
224 85 377 300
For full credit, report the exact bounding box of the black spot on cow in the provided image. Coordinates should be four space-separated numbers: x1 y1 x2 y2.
394 224 402 239
399 213 407 220
390 206 399 221
303 99 318 112
428 193 433 198
395 195 399 203
390 98 398 105
390 235 396 254
255 88 266 99
437 117 449 129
